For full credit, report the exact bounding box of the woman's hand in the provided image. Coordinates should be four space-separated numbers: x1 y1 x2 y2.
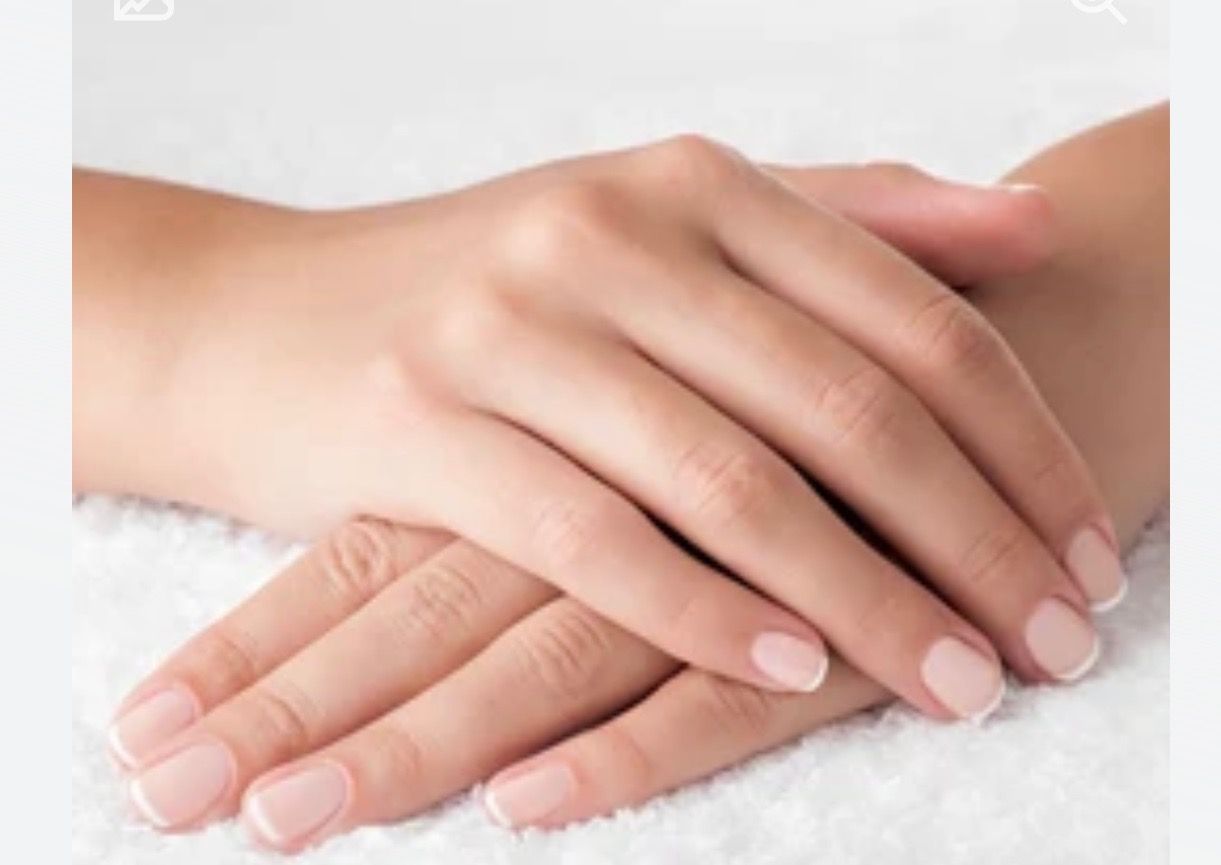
108 520 890 849
106 164 1104 848
79 144 1121 724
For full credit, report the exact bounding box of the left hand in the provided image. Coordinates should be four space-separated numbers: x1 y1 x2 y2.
109 163 1056 850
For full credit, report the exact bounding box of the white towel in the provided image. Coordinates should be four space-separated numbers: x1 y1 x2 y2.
73 1 1168 861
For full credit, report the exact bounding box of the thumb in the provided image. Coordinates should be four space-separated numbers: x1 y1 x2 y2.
765 162 1057 286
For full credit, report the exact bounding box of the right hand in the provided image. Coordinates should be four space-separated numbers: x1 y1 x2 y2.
150 142 1122 719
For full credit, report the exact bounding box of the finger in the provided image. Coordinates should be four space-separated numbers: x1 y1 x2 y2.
604 249 1095 685
364 410 833 695
765 162 1057 284
240 599 677 852
680 142 1124 611
123 541 555 831
483 659 888 828
109 519 449 768
464 328 1008 715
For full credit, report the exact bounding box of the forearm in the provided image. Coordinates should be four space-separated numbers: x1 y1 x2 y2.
970 103 1168 549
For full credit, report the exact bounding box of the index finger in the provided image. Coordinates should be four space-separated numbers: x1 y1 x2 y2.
766 162 1057 286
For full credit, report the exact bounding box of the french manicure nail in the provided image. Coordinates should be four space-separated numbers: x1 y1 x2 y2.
1065 526 1128 612
1025 598 1100 682
750 631 829 693
129 740 233 829
484 763 576 828
244 761 350 850
109 685 199 768
920 636 1006 722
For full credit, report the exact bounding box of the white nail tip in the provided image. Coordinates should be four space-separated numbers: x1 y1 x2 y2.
797 655 831 694
482 785 514 829
108 724 137 769
1054 634 1102 683
1089 576 1129 614
965 678 1007 725
243 793 286 846
129 779 171 828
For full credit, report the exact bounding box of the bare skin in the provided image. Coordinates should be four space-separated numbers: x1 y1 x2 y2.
76 125 1130 718
78 105 1167 849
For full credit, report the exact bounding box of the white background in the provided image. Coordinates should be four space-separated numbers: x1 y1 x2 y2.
76 1 1167 198
32 0 1209 863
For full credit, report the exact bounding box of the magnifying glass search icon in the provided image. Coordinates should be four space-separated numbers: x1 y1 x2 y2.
1071 0 1128 25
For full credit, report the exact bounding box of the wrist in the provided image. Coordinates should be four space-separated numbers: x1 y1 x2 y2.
73 172 308 514
145 199 435 532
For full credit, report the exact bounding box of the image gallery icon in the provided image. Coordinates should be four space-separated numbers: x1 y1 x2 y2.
114 0 175 22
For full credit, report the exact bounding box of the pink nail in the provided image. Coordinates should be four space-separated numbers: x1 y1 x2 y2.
129 740 233 829
109 685 199 768
920 636 1006 722
1065 526 1128 612
1025 598 1100 681
484 763 575 828
750 632 829 693
244 761 350 850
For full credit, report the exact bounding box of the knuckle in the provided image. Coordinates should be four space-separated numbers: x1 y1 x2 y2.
316 518 402 605
1026 444 1098 529
1029 446 1076 491
903 293 1007 379
431 284 536 361
498 181 625 274
389 553 488 644
673 440 788 528
1026 443 1093 514
360 723 427 788
814 364 914 457
239 679 318 761
510 605 613 701
530 495 623 571
692 674 781 738
958 519 1029 590
590 720 657 795
642 133 740 190
361 351 442 423
849 581 921 657
184 624 260 696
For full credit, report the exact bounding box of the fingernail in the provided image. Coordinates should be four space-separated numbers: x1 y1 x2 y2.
129 740 233 829
750 632 829 693
920 636 1006 722
1065 526 1128 612
1025 598 1100 682
484 763 576 828
244 761 350 850
109 685 199 768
